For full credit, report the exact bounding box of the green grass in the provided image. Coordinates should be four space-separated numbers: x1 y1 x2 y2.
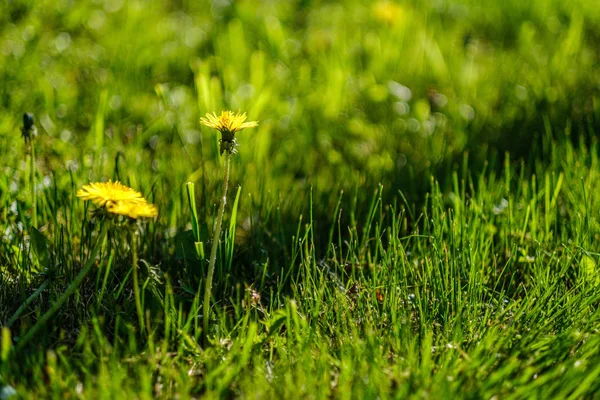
1 0 600 397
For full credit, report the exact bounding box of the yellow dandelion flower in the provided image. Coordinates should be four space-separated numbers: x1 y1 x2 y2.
200 111 258 155
200 111 258 135
106 201 158 219
77 181 145 207
373 1 406 25
77 181 157 219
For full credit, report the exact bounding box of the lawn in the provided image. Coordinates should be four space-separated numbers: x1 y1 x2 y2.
1 0 600 398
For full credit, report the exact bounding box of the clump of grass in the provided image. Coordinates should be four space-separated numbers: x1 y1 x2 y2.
4 136 600 397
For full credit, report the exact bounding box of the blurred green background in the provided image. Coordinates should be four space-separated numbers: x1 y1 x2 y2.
1 0 600 256
2 0 599 188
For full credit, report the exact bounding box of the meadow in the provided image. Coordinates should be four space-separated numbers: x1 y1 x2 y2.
1 0 600 397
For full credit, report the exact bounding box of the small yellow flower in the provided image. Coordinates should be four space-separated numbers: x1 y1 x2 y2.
77 181 158 219
373 1 406 25
106 201 158 219
200 111 258 135
200 111 258 155
77 181 145 207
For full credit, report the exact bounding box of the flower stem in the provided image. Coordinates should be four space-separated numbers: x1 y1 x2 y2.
132 232 145 334
203 152 231 344
30 140 37 228
16 224 107 351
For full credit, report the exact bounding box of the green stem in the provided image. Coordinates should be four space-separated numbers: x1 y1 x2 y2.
30 141 37 228
131 232 145 334
203 152 231 344
6 279 50 328
16 224 107 351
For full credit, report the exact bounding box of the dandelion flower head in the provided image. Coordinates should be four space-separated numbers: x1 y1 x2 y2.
105 200 158 219
200 111 258 154
200 111 258 136
77 181 158 219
